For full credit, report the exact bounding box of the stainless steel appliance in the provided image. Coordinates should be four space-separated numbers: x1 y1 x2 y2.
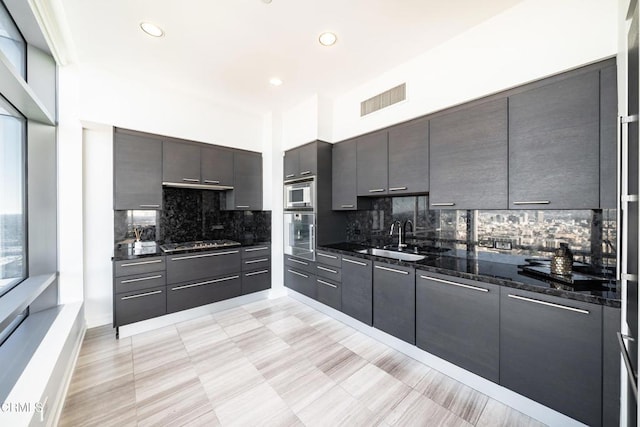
160 239 241 253
284 178 315 210
284 212 315 261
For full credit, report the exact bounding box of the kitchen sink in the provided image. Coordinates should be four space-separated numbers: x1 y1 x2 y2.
355 248 426 262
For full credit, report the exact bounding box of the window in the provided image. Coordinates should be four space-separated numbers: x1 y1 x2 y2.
0 97 26 297
0 1 25 77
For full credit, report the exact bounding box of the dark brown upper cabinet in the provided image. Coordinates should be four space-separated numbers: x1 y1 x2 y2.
387 118 429 195
430 98 508 210
509 70 601 209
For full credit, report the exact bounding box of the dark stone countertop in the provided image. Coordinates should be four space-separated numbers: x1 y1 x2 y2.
319 242 621 308
112 239 272 261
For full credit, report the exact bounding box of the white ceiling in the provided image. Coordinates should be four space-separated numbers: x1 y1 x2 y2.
58 0 524 115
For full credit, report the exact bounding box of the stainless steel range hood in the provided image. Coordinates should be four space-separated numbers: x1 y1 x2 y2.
162 181 233 191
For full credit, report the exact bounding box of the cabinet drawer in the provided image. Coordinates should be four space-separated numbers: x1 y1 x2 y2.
316 250 341 268
242 256 271 271
241 245 271 259
166 249 241 284
284 255 316 275
341 255 373 325
114 272 166 294
373 262 415 344
315 264 342 282
114 286 166 327
167 274 241 313
316 277 341 310
242 268 271 295
284 265 316 299
114 256 165 277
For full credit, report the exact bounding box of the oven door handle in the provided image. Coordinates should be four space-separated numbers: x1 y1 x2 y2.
310 223 315 255
618 332 639 400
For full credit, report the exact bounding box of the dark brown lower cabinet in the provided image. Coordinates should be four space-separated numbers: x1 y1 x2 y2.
373 262 415 344
284 265 317 299
416 271 500 382
500 287 603 426
341 256 373 325
316 277 341 310
241 268 271 295
114 286 166 326
167 274 241 313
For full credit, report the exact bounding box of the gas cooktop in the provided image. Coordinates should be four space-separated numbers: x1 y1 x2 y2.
160 239 241 253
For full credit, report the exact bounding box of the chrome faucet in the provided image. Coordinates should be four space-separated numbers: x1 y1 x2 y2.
390 220 405 250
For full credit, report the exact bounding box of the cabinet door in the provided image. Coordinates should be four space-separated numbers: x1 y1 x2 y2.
332 139 358 210
500 288 602 426
114 132 163 210
162 140 201 184
284 265 316 299
341 256 373 325
241 268 271 294
229 151 262 210
201 145 234 187
167 274 241 313
114 286 166 327
298 143 317 177
430 99 508 209
509 71 600 209
373 262 415 344
357 131 388 196
600 65 618 209
416 272 499 382
165 249 241 284
284 149 299 180
388 119 429 195
316 277 341 310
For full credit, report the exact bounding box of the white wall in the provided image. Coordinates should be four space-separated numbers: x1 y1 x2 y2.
281 95 319 150
77 64 265 151
331 0 618 141
82 126 114 327
57 64 84 304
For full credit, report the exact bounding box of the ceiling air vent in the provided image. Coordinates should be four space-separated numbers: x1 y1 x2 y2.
360 83 406 116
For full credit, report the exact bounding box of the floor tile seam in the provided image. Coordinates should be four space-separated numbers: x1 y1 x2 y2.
65 370 136 399
412 377 488 426
470 398 490 427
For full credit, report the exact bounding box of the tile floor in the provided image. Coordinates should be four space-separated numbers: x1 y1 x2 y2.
59 296 546 427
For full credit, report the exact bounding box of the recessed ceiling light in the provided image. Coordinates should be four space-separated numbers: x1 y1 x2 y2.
269 77 283 86
262 0 272 3
140 22 164 37
318 32 337 46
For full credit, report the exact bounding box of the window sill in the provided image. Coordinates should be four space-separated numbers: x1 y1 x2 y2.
0 273 57 335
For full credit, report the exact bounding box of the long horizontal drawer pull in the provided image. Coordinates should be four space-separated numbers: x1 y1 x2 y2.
236 205 250 208
389 187 407 191
431 202 455 207
343 258 367 266
375 265 409 275
120 259 163 267
287 269 309 278
285 174 295 178
317 252 338 260
245 258 269 264
172 275 239 291
420 275 488 293
341 204 354 208
182 178 200 182
317 279 338 288
204 180 220 184
171 250 239 261
121 290 162 300
507 294 589 314
139 204 160 208
317 266 338 274
300 171 312 175
245 246 269 252
512 200 550 205
120 274 163 284
245 270 269 277
287 257 308 265
368 188 385 193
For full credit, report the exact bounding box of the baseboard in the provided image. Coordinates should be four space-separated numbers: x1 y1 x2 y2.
288 290 585 427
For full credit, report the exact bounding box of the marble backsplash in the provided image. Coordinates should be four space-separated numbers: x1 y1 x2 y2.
114 188 271 245
345 196 617 269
